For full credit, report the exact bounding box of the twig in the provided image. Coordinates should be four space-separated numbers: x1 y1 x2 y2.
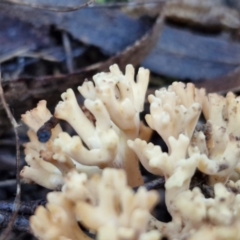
0 0 94 12
0 0 173 12
62 31 74 73
0 70 21 240
90 0 166 8
0 47 31 64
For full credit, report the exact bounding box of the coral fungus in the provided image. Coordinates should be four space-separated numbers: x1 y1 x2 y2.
31 169 160 240
21 64 240 240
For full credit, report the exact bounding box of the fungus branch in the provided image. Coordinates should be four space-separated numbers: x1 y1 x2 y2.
31 169 160 240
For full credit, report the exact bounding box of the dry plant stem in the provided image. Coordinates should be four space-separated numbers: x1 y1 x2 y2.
62 31 74 73
0 72 21 240
90 0 166 8
0 0 95 12
0 47 31 64
0 0 171 11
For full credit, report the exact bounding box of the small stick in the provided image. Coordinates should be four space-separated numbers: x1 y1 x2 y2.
0 47 30 64
90 0 166 8
0 0 94 12
62 31 74 73
0 70 21 240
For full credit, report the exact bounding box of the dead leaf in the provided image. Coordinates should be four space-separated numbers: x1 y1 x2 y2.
0 12 164 135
